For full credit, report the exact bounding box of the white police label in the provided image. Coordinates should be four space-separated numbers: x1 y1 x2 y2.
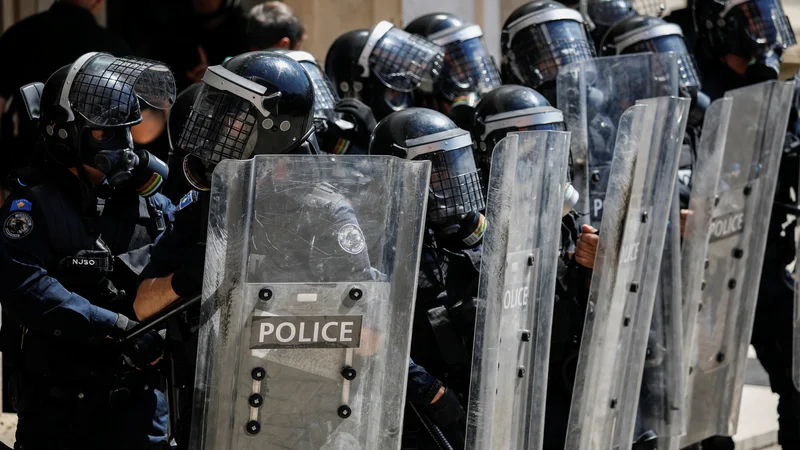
250 315 363 349
4 212 33 239
503 251 536 310
338 223 366 255
708 211 745 242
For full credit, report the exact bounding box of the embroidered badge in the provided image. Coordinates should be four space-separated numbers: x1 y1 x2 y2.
9 199 32 212
337 223 366 255
4 212 34 239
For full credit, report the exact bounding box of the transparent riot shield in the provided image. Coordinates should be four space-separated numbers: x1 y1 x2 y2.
565 96 690 450
651 97 733 450
681 80 795 446
466 131 571 450
189 155 431 450
557 52 679 228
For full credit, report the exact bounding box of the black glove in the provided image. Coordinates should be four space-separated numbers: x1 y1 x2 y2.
122 328 167 369
171 242 206 298
426 387 466 445
335 98 377 148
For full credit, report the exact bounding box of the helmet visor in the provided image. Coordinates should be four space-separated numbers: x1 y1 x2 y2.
725 0 796 54
301 60 340 121
623 36 701 90
178 84 258 163
441 36 502 99
68 54 176 127
416 145 485 220
366 24 445 92
508 19 595 88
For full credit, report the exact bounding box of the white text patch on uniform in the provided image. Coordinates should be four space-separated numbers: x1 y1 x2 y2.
338 223 366 254
4 212 33 239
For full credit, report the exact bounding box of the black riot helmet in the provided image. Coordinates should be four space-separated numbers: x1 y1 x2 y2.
325 24 445 121
406 13 502 102
602 15 702 95
178 51 316 164
370 108 486 246
693 0 796 80
502 1 595 93
584 0 637 48
471 85 566 174
36 52 175 191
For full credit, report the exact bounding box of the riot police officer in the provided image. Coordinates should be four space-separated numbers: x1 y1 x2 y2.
325 24 445 121
134 51 340 448
686 0 798 448
0 52 176 450
405 13 502 128
584 0 637 51
370 107 486 449
501 0 596 103
470 85 596 449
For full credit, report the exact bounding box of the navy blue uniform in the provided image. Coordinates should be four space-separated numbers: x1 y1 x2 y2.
0 166 168 450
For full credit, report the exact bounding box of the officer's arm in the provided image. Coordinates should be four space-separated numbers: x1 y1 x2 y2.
408 358 446 405
0 203 125 340
134 226 183 321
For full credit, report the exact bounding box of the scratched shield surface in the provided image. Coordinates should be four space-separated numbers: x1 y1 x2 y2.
189 155 431 450
565 96 689 450
682 80 795 446
465 131 570 450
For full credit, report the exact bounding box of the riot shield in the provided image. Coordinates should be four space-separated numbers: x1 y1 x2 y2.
564 96 690 450
557 52 679 228
650 97 733 450
681 80 795 446
188 155 431 450
466 130 571 450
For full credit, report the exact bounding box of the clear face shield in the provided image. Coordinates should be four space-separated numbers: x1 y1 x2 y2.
178 65 281 164
359 21 446 93
504 8 595 88
429 24 502 100
613 23 702 94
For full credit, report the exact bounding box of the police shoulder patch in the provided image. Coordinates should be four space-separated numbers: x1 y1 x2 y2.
9 199 32 212
4 212 34 239
337 223 366 255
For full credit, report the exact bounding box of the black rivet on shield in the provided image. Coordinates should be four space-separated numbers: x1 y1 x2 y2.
610 399 618 409
728 279 737 289
629 283 639 293
705 259 710 269
698 302 704 311
688 366 694 375
591 171 601 183
349 288 363 300
258 289 272 301
641 211 648 223
246 420 261 435
528 255 535 266
701 281 707 291
518 366 526 378
623 316 631 326
714 196 720 207
744 185 752 196
338 405 352 418
252 367 266 381
249 393 263 408
716 352 725 363
521 330 531 342
733 248 744 259
341 366 357 380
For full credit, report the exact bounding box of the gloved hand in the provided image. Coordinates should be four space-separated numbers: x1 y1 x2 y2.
122 328 167 369
335 98 377 148
171 242 206 298
426 386 466 445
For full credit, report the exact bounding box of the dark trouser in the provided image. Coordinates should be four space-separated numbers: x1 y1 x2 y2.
10 374 169 450
683 264 800 450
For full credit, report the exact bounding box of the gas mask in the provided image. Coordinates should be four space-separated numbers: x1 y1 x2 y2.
86 127 168 196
